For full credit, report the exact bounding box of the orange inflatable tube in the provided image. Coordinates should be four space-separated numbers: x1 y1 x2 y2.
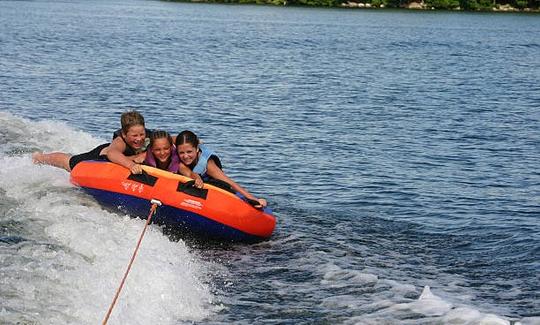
70 161 276 242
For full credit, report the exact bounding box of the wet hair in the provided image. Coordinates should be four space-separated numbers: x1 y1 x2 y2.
120 110 145 134
149 130 173 148
175 130 199 148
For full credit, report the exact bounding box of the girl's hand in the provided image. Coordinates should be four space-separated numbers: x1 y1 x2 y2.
256 198 267 208
194 175 204 188
246 197 267 209
130 163 143 174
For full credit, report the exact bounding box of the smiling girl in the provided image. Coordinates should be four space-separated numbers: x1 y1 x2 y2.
175 130 267 209
32 110 150 174
142 130 179 173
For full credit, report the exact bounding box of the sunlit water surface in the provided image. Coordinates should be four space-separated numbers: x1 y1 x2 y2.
0 1 539 324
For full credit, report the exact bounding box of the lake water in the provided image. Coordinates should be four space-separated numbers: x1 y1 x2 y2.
1 0 539 324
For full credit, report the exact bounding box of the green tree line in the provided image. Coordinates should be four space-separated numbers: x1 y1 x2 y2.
169 0 540 10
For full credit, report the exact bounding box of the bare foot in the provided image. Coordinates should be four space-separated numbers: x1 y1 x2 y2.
32 152 44 164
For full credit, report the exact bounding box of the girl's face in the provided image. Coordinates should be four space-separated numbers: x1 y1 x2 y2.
151 138 172 163
123 125 146 149
177 143 198 166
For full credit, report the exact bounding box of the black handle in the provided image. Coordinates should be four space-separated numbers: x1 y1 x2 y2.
127 170 158 186
245 198 264 210
177 181 208 199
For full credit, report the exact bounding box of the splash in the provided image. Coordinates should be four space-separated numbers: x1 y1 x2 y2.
0 113 216 324
317 262 521 324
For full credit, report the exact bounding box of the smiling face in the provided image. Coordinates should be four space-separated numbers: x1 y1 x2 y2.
122 125 146 150
151 137 172 163
177 143 199 166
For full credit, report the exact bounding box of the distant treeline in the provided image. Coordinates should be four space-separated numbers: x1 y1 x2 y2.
168 0 540 10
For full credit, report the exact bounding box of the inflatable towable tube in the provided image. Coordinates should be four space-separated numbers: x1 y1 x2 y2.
70 161 276 242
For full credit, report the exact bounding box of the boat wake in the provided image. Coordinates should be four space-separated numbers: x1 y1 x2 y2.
0 112 217 324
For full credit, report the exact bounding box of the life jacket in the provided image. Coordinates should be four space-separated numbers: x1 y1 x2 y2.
192 144 222 179
143 144 180 173
112 128 152 156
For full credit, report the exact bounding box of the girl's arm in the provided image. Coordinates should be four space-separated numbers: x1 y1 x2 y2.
178 163 204 188
206 159 267 208
106 137 142 174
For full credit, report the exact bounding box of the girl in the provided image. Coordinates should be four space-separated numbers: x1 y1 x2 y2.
32 110 148 174
175 130 267 208
142 130 180 173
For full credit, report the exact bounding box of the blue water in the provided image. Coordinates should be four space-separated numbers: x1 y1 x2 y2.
1 0 539 323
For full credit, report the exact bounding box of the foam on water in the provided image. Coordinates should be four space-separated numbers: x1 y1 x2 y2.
0 113 216 324
399 286 454 316
1 111 103 155
317 263 520 324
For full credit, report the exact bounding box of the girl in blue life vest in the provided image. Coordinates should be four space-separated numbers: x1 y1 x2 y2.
142 130 180 173
175 130 267 209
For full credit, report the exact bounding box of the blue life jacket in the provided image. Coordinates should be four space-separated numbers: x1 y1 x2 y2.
192 144 222 179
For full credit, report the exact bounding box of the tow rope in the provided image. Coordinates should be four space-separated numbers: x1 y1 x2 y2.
102 199 162 325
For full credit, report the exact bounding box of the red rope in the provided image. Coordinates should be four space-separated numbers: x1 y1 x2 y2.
102 201 160 325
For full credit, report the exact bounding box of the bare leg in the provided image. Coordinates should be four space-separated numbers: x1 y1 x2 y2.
32 152 72 172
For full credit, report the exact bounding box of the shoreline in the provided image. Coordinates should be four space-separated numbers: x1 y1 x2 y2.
165 0 540 12
340 2 540 11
